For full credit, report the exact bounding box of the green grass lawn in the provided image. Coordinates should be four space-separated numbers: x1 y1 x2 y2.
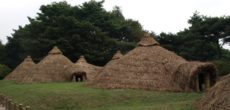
0 81 202 110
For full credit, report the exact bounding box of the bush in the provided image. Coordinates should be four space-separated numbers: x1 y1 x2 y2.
213 60 230 76
0 64 12 79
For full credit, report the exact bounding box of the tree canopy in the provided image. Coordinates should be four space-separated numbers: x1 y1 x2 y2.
157 12 230 61
2 0 143 68
0 2 230 76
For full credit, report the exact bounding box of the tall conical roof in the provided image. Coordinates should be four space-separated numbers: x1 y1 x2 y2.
22 46 73 83
111 51 123 60
48 46 63 54
4 55 35 81
138 33 159 46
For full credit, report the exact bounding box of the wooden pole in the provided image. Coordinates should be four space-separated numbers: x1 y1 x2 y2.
13 103 18 110
25 106 30 110
19 104 23 110
6 98 10 110
9 99 13 110
0 94 2 105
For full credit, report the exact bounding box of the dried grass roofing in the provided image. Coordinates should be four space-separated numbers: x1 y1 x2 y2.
68 55 102 81
197 74 230 110
22 46 73 83
138 33 159 46
111 51 123 60
89 34 217 92
4 56 35 81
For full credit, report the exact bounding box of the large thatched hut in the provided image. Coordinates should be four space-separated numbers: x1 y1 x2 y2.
22 46 73 83
68 55 102 82
90 33 217 92
197 74 230 110
4 56 35 82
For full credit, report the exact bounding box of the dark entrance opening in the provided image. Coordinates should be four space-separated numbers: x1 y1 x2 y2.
195 72 212 92
72 71 87 82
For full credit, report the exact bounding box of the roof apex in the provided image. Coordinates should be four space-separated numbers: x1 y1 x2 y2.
138 33 159 46
48 46 63 55
76 55 87 63
112 50 123 60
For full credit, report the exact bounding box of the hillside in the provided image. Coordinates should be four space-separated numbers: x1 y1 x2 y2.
0 81 201 110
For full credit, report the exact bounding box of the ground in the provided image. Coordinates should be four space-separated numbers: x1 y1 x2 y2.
0 81 202 110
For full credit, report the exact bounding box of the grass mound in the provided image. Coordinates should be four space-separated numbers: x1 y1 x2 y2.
0 81 201 110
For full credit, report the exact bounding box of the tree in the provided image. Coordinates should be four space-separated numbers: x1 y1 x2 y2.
4 1 143 68
0 41 6 64
188 12 230 58
156 12 230 61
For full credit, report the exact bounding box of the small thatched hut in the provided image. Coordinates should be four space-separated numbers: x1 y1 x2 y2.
68 55 102 82
4 56 35 82
22 46 73 83
90 33 217 92
197 74 230 110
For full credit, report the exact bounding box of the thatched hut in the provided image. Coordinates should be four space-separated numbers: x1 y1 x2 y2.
4 56 35 82
89 33 217 92
22 46 73 83
68 55 102 82
197 74 230 110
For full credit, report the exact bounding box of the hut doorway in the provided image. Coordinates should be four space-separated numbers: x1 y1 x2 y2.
195 72 212 92
72 71 87 82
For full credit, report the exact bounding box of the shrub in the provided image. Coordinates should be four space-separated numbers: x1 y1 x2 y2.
213 60 230 76
0 64 11 79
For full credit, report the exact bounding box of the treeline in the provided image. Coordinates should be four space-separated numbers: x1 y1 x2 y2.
156 12 230 75
0 0 230 79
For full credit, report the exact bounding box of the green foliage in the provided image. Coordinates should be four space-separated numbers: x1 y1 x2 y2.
212 49 230 76
157 12 230 61
0 81 201 110
213 60 230 76
0 64 11 79
4 1 143 68
0 41 6 64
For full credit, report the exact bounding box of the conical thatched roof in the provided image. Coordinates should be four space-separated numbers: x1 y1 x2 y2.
111 51 123 60
48 46 63 54
137 33 159 46
89 34 217 92
4 56 35 82
197 74 230 110
22 46 73 83
68 55 102 81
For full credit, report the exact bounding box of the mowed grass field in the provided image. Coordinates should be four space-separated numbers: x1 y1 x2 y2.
0 81 202 110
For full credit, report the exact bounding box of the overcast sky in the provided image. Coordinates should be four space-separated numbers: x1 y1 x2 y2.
0 0 230 46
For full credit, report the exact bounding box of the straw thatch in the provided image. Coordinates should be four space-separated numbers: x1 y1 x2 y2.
105 50 123 66
197 74 230 110
174 62 217 91
67 55 102 81
4 56 35 82
22 46 74 83
89 33 217 92
87 50 122 85
111 51 123 60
